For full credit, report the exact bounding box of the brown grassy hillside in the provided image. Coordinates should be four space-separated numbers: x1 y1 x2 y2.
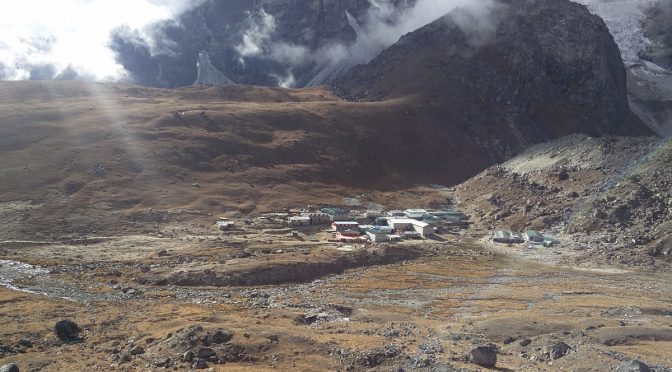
0 81 468 239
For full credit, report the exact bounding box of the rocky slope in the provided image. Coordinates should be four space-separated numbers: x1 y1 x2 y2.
568 138 672 262
451 133 672 270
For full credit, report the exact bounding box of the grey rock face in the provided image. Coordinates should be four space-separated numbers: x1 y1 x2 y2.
644 1 672 70
615 359 651 372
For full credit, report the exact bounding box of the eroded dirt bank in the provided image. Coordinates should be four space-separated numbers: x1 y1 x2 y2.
150 245 424 287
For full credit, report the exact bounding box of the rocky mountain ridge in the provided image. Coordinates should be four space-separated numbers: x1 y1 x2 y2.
110 0 412 88
332 0 650 150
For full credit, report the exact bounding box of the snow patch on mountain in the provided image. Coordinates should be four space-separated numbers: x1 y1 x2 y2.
194 51 235 86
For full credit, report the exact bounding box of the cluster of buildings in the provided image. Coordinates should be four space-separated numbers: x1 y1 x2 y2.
287 212 332 227
492 230 559 247
287 207 470 243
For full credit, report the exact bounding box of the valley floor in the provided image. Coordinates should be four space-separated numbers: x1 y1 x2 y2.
1 226 671 371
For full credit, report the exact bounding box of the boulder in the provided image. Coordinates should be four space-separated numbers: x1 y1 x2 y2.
0 364 19 372
182 350 194 363
615 360 651 372
116 353 131 364
196 347 215 358
156 249 170 257
152 356 171 367
210 329 233 344
558 169 570 181
17 338 32 348
543 341 571 360
54 319 81 341
594 209 608 220
191 358 208 370
129 345 145 355
469 344 497 367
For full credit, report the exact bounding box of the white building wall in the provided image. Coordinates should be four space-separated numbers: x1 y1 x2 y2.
367 232 388 243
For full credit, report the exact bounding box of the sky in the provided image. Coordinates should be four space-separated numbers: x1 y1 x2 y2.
1 0 651 85
0 0 197 81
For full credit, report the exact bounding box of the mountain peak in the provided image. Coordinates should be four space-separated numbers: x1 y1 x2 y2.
332 0 650 138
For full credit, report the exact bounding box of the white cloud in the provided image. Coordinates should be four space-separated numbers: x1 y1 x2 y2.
233 0 499 87
235 9 276 64
0 0 201 80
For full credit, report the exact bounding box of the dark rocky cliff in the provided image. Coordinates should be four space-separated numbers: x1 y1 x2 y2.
332 0 650 141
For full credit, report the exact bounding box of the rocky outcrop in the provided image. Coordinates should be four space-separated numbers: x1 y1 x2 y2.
332 0 650 140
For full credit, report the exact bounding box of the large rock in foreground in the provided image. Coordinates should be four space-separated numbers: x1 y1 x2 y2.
54 319 81 342
469 344 497 367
